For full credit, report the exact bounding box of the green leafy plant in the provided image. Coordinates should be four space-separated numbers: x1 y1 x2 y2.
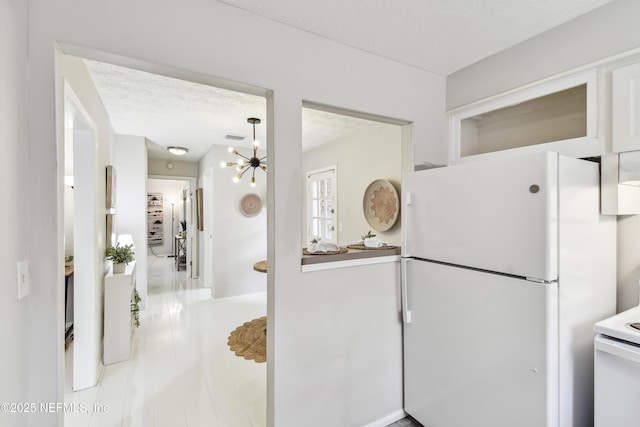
310 237 319 244
361 230 376 240
65 255 74 264
105 243 135 265
131 288 141 328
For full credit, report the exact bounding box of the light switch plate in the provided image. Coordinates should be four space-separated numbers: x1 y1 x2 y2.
17 260 31 300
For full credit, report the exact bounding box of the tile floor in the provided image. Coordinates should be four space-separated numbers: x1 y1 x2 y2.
64 254 417 427
64 255 267 427
386 417 423 427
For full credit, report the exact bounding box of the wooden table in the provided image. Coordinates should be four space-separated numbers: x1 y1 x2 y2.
253 260 267 273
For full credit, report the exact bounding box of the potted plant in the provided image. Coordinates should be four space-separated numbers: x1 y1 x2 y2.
106 243 135 274
131 288 141 328
361 230 376 240
180 219 187 238
65 255 74 267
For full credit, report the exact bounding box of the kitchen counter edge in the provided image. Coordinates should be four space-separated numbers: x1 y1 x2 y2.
301 247 401 272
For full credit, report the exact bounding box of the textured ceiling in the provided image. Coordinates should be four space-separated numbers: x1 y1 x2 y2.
84 0 614 162
219 0 613 75
84 59 267 162
84 60 386 161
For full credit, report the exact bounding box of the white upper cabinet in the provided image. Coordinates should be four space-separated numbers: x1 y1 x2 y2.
612 61 640 153
449 71 600 163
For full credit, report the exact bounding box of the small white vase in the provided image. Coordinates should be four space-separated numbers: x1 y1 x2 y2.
113 262 126 274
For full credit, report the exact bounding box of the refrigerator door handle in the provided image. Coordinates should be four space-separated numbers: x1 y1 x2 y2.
401 258 412 324
403 191 412 256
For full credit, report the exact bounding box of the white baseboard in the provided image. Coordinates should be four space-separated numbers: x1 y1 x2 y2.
211 291 267 304
362 409 407 427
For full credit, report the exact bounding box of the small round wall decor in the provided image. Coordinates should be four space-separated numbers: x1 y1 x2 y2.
240 193 263 217
363 179 399 231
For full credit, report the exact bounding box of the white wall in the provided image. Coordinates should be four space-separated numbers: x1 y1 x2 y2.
0 1 31 425
292 262 403 426
446 0 640 312
64 185 74 258
199 144 268 299
28 1 446 425
115 135 148 309
148 158 198 178
302 123 402 246
447 0 640 110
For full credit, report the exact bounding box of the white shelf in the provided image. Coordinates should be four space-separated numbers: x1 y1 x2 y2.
104 261 136 365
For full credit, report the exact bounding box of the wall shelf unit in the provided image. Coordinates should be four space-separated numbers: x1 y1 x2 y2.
449 71 601 163
104 261 136 365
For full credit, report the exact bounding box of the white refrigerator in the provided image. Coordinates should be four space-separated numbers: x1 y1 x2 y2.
401 151 616 427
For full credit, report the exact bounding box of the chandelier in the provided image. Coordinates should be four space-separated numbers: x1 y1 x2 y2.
221 117 267 187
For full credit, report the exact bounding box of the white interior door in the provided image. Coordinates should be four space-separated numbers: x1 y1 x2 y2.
403 259 558 427
203 168 214 288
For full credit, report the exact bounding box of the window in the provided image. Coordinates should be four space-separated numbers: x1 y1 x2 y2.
307 166 337 244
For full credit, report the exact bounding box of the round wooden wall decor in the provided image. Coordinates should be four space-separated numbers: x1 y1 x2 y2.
363 179 399 231
239 193 263 217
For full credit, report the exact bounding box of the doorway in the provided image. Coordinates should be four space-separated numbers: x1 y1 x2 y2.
57 47 271 424
147 177 196 278
63 81 102 392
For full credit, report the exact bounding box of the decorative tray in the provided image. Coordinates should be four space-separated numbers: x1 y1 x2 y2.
346 244 398 250
302 247 349 255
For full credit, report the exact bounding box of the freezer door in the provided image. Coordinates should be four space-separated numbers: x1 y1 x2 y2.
402 151 558 281
403 259 559 427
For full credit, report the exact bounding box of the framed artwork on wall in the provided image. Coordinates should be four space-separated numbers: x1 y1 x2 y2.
106 165 117 212
196 188 204 231
106 213 116 248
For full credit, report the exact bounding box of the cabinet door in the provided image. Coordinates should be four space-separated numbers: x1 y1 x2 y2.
613 62 640 152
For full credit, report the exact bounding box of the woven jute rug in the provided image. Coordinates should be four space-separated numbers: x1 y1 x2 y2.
227 316 267 363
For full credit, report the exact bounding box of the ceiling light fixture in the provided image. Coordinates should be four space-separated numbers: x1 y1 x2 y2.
167 146 189 156
221 117 266 187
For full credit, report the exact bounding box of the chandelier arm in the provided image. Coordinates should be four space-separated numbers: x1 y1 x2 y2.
259 156 267 161
239 166 253 177
236 153 251 161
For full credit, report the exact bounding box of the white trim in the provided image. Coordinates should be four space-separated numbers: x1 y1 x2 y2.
306 165 337 176
306 165 338 244
451 136 602 165
362 410 407 427
147 175 198 279
211 291 267 304
301 255 401 272
448 70 599 163
302 101 411 127
448 69 597 115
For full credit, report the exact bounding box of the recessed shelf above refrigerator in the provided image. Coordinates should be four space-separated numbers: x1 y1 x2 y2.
449 71 601 163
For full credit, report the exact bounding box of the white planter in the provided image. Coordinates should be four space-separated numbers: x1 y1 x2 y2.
113 262 126 274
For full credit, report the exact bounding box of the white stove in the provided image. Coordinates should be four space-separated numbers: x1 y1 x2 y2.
594 305 640 427
594 305 640 345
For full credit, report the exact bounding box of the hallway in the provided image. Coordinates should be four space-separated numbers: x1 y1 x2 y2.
64 255 267 427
